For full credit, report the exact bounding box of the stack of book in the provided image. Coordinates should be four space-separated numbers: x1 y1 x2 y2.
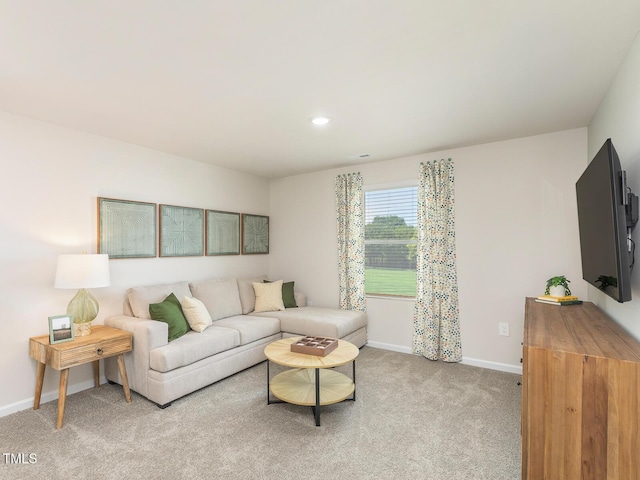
535 295 583 306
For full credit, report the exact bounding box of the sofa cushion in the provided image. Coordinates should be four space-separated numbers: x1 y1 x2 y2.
148 293 191 342
264 280 297 308
149 325 240 373
128 281 192 320
253 306 367 339
237 275 268 314
253 280 285 313
190 277 242 321
213 315 281 345
181 296 213 333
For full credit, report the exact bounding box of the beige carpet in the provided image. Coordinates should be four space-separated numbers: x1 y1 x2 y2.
0 346 521 480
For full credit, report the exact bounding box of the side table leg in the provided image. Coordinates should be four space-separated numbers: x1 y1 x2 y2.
116 354 132 403
56 369 69 429
33 362 46 410
93 360 100 388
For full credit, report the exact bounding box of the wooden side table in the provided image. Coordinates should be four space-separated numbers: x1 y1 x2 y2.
29 325 133 429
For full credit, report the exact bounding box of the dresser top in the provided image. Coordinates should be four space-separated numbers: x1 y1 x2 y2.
524 297 640 361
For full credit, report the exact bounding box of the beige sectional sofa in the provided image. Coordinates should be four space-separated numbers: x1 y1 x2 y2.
104 276 367 407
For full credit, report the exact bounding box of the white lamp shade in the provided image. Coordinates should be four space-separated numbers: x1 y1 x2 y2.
55 254 110 289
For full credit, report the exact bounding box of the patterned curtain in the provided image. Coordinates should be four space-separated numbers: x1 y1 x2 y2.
412 159 462 362
335 173 366 312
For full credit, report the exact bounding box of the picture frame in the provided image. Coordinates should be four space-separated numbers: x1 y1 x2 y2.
242 214 269 254
160 204 204 257
206 210 240 255
98 198 157 258
49 315 74 344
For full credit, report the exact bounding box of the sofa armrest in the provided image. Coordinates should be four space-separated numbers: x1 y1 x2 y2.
104 314 168 398
294 292 307 308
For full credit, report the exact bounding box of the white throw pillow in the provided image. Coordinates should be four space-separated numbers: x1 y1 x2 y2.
253 280 285 313
181 296 213 333
237 275 268 314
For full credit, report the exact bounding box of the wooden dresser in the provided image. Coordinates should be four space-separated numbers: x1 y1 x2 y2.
522 297 640 479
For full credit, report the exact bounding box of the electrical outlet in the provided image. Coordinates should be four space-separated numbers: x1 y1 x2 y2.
498 322 510 336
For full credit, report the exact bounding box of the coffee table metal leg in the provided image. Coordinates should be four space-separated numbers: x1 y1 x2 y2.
314 368 320 426
352 359 356 401
266 360 270 405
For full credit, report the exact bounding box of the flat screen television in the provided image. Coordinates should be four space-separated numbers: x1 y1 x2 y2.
575 138 635 303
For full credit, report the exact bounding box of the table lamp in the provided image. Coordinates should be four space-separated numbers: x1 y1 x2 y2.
54 254 110 337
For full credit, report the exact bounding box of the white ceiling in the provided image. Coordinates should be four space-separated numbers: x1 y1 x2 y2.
1 1 639 179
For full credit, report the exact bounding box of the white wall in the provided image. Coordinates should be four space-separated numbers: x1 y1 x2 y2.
588 33 640 340
269 129 588 370
0 111 270 416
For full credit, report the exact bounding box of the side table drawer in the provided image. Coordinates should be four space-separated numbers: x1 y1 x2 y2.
54 336 132 369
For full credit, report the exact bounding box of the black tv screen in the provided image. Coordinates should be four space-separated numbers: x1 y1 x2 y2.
575 139 631 302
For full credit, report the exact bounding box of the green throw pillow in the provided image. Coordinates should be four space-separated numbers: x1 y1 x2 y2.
149 293 190 342
282 281 297 308
264 280 297 308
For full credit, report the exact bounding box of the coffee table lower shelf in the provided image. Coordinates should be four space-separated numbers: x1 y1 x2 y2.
270 368 354 406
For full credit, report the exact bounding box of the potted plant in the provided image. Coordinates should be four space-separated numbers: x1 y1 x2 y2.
545 275 571 297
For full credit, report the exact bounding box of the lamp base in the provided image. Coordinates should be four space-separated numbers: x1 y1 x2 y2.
74 322 92 337
67 288 99 338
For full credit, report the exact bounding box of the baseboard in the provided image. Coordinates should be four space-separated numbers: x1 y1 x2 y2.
0 376 107 418
461 357 522 375
366 341 523 375
366 340 412 354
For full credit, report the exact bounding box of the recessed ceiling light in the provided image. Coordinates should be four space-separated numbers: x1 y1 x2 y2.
310 116 330 126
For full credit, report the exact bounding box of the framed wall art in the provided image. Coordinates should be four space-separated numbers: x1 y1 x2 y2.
160 204 204 257
206 210 240 255
98 198 157 258
49 314 74 344
242 214 269 254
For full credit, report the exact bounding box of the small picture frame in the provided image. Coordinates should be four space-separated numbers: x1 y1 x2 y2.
49 315 75 344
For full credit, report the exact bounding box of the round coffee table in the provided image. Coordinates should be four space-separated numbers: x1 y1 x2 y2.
264 337 359 426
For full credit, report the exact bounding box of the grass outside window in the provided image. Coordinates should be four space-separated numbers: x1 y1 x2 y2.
365 267 416 297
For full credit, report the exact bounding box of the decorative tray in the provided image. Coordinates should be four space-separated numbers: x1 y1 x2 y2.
290 336 338 357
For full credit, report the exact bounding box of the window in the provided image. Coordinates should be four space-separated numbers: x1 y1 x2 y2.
364 185 418 297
